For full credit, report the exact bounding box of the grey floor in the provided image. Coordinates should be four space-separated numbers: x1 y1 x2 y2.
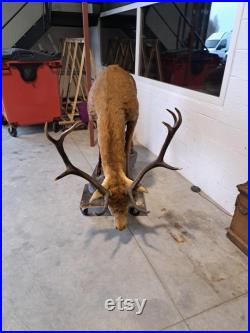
3 125 248 331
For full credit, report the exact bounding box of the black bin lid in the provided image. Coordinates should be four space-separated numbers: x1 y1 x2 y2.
2 48 61 62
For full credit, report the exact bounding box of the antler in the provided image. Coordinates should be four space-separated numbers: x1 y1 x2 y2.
45 122 110 215
128 108 182 212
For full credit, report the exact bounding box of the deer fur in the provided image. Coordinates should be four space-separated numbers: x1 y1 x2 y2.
88 65 146 230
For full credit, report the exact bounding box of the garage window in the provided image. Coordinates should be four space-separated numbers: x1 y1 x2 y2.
100 9 137 74
139 2 238 96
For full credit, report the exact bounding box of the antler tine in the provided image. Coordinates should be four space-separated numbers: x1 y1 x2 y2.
58 121 82 141
128 190 150 214
129 108 182 195
45 121 81 143
44 122 108 196
166 109 177 124
174 108 182 128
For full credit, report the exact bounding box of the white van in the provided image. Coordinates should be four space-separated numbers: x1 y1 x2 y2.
205 31 232 61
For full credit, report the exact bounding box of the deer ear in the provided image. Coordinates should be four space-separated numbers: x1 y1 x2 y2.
89 190 104 203
136 184 148 193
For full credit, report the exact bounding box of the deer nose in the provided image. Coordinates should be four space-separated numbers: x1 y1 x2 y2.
116 225 126 231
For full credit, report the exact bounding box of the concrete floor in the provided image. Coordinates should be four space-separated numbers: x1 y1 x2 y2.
3 125 248 331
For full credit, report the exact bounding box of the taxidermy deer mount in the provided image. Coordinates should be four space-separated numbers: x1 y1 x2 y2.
45 65 182 231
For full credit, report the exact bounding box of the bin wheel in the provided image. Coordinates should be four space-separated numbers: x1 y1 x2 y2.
8 126 17 137
2 115 8 126
52 121 61 133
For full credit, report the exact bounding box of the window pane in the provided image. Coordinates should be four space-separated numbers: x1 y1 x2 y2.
100 9 136 73
139 2 238 96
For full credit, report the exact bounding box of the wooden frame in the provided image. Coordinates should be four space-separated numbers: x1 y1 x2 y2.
100 2 245 107
82 2 95 147
59 38 87 124
58 36 96 127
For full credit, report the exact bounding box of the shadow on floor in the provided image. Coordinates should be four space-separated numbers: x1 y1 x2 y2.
84 217 168 258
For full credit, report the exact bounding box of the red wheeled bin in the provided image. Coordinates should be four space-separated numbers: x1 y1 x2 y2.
2 48 61 136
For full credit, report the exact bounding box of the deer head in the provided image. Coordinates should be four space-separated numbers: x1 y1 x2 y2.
45 108 182 230
88 172 148 230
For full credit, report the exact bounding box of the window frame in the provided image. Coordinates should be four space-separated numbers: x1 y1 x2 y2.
100 2 245 106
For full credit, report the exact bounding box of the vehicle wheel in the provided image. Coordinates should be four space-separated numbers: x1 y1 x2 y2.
82 208 89 216
129 207 140 216
8 126 17 137
52 120 60 133
2 115 8 126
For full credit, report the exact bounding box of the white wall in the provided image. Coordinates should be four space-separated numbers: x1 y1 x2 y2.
2 2 26 26
2 2 44 48
2 2 95 48
133 2 248 214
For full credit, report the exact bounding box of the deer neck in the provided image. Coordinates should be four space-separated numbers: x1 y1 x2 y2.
97 105 126 178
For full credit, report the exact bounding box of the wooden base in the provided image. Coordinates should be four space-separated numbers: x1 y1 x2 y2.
227 229 248 255
227 182 248 256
